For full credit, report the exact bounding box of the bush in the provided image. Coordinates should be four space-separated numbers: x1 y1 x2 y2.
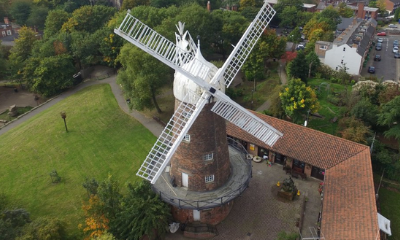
18 218 66 240
326 94 340 106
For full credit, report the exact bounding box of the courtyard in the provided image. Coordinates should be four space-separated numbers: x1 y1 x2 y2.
166 161 322 239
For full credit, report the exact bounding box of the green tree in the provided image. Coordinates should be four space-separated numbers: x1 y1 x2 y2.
338 116 371 144
44 10 70 39
274 0 303 13
395 7 400 21
18 218 66 240
23 54 75 97
111 181 171 240
279 78 320 123
0 42 8 79
378 96 400 144
97 175 121 221
26 5 49 30
279 6 299 28
369 0 377 8
83 178 99 198
61 5 117 33
338 2 354 17
318 6 341 31
121 0 150 10
305 51 320 78
9 0 32 25
350 98 379 127
117 45 173 113
288 50 308 83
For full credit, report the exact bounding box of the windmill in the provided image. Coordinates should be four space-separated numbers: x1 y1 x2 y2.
115 3 282 225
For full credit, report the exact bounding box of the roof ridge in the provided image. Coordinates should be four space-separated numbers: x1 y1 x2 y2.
325 146 370 170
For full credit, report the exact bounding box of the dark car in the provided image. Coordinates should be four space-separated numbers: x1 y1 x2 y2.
368 66 376 73
395 52 400 58
375 45 382 51
374 55 381 61
394 40 399 47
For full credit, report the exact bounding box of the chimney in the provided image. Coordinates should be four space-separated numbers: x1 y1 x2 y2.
4 17 9 25
357 2 364 19
207 1 211 12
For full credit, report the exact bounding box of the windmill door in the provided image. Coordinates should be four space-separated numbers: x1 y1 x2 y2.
182 172 188 187
193 210 200 221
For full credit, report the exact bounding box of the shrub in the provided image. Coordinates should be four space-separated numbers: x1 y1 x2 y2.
18 218 66 240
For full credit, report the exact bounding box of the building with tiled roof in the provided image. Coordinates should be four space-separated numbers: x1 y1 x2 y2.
226 111 380 239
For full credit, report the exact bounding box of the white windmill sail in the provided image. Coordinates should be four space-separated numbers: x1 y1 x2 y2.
115 2 282 184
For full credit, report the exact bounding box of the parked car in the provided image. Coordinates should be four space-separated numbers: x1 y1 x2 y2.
394 40 399 46
376 44 382 51
394 52 400 58
393 46 399 53
296 44 305 51
377 38 384 43
389 24 398 28
374 54 381 61
377 32 387 36
368 66 376 73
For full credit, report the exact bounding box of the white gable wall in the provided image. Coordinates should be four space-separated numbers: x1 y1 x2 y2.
324 44 362 75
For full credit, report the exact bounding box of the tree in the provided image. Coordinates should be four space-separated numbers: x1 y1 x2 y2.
288 50 308 83
318 6 341 31
338 2 354 18
97 175 122 221
377 0 386 14
8 26 38 82
26 5 49 30
121 0 150 10
23 54 75 97
395 7 400 21
378 82 400 104
111 181 171 240
338 116 371 144
239 0 255 10
44 10 70 38
378 96 400 144
61 5 117 33
83 178 99 198
80 195 109 240
274 0 303 13
350 98 379 127
279 6 299 28
117 44 173 113
18 218 66 240
279 78 320 123
306 51 320 78
9 0 32 25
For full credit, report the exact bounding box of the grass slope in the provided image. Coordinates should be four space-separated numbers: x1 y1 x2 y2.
379 188 400 240
0 84 155 234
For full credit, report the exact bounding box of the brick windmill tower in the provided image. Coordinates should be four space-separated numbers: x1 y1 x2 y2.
115 3 281 226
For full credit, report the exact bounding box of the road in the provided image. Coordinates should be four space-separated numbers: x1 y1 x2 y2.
362 35 400 81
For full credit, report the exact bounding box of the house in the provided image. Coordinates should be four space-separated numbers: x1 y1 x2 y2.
315 18 377 75
264 0 316 11
227 111 382 239
0 17 13 39
347 2 379 20
384 0 400 14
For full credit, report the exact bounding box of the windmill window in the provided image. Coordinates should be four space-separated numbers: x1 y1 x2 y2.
205 175 214 183
182 111 191 119
183 134 190 142
202 153 214 161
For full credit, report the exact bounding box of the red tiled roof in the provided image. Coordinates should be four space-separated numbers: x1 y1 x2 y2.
226 111 367 169
322 148 379 239
226 111 378 239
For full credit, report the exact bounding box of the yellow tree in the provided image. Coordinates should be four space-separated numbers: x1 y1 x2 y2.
377 0 386 13
239 0 255 10
80 195 110 240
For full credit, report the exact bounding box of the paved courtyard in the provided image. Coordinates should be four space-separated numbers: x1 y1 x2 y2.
166 161 322 239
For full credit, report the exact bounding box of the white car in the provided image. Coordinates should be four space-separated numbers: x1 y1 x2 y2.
393 46 399 53
377 38 384 43
389 24 398 28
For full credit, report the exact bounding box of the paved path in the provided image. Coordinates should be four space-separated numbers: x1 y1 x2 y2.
256 60 288 112
0 76 164 137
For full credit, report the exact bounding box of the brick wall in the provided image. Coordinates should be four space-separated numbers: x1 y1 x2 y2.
171 201 234 225
170 100 231 192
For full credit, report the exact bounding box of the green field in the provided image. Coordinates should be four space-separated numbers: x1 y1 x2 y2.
0 84 155 235
379 188 400 240
307 78 351 135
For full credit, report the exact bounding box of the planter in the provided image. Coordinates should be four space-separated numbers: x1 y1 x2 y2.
278 190 295 201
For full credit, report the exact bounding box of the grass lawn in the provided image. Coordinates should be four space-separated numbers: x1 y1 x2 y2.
0 106 33 121
0 84 156 237
307 78 351 135
379 188 400 240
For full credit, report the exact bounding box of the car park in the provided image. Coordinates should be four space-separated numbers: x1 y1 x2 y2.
395 52 400 58
393 46 399 53
377 32 387 36
374 54 381 61
368 66 375 73
378 38 384 43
